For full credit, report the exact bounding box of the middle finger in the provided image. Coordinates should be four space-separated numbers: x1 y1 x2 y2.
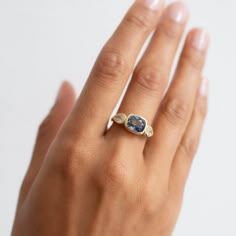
108 2 189 148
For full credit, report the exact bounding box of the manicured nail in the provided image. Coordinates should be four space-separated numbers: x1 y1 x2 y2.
190 29 209 51
56 82 65 102
199 77 209 96
166 2 188 23
137 0 163 10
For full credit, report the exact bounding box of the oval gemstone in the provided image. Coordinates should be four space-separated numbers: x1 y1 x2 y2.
112 113 127 124
126 115 146 134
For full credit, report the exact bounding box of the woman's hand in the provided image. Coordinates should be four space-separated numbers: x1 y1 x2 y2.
12 1 209 235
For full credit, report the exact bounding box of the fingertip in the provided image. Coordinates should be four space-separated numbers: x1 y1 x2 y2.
56 80 76 105
164 1 190 24
187 28 210 51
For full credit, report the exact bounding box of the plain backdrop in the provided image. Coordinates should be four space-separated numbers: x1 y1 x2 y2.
0 0 235 235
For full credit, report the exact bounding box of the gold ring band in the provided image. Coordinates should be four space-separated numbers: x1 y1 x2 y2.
112 113 154 138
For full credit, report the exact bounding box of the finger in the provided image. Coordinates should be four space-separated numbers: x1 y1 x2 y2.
66 0 165 138
145 28 209 179
19 81 76 204
108 2 189 146
169 77 209 198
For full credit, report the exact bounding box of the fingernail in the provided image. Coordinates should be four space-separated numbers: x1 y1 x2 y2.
190 29 209 51
56 82 65 102
199 77 209 96
166 2 188 23
137 0 163 10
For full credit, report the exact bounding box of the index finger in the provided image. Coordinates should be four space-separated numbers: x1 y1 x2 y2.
66 0 165 138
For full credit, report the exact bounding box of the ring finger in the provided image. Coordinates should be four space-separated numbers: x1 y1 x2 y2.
108 2 189 148
145 28 209 182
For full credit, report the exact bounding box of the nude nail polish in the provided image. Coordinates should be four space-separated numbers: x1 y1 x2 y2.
137 0 163 10
166 2 188 23
199 77 209 96
190 29 209 51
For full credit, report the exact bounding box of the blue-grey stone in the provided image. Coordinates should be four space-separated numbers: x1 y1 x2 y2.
126 115 146 133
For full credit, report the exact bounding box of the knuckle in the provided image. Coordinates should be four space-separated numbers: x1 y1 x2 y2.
99 142 135 192
133 66 166 95
142 201 159 217
103 159 130 190
141 193 158 216
54 138 90 179
139 184 168 216
181 50 203 72
179 137 199 158
161 97 189 125
124 11 151 31
93 49 127 86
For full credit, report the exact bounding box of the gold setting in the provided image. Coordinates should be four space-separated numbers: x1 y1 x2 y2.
112 113 154 138
124 114 147 136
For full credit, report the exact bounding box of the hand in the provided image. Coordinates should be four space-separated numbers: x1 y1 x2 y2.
11 1 209 235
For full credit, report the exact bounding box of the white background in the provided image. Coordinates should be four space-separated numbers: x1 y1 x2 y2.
0 0 235 235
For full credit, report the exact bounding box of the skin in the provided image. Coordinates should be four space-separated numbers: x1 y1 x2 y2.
11 1 209 236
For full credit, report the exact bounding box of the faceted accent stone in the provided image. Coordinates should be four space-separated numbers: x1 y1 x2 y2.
144 126 154 137
126 115 146 134
112 113 127 124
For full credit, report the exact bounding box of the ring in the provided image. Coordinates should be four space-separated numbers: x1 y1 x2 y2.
112 113 154 138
